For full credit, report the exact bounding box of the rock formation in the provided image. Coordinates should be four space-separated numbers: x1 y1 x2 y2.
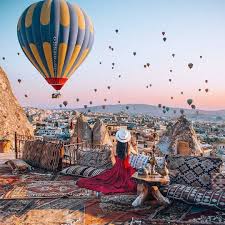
71 114 92 144
0 67 33 145
157 115 202 156
93 119 112 146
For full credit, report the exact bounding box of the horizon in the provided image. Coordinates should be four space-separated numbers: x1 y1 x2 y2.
1 0 225 110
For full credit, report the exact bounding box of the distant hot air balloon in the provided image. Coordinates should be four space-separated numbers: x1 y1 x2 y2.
118 75 121 78
166 107 170 112
2 57 5 60
170 70 173 73
149 84 152 87
115 29 119 33
89 101 92 105
198 89 201 92
109 46 112 49
188 63 193 69
180 109 184 115
162 106 166 109
200 56 202 59
126 106 129 110
158 104 162 108
99 62 102 64
144 65 147 68
112 62 115 66
94 89 97 92
104 98 107 102
102 105 106 109
171 97 173 100
146 63 150 67
173 110 176 114
17 52 20 55
205 80 208 83
111 48 114 51
88 109 91 112
133 52 136 56
84 105 87 109
63 101 68 107
162 32 165 36
146 85 149 88
163 37 167 42
191 104 196 109
205 88 209 93
118 101 120 104
59 104 62 108
18 79 22 83
181 91 184 95
76 98 79 102
187 99 193 105
172 54 175 57
17 0 94 92
163 109 166 114
25 94 28 98
169 79 172 82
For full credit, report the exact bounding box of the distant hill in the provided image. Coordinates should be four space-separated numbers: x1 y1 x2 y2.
75 104 225 122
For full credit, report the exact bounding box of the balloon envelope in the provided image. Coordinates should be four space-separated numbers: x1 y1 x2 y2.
17 0 94 91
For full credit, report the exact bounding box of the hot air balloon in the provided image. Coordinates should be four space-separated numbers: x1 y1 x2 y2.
17 52 20 55
84 105 87 109
158 104 162 108
187 99 193 105
2 57 5 60
180 109 184 115
169 79 172 82
18 79 22 83
99 61 102 64
163 109 166 114
205 88 209 93
173 110 176 114
163 37 167 42
126 106 129 110
133 52 136 56
171 97 173 100
59 104 62 108
162 106 166 109
111 48 114 51
63 101 68 107
198 89 201 92
144 65 147 68
166 107 170 112
170 70 172 73
107 86 111 90
88 109 91 112
188 63 193 69
118 101 120 104
146 63 150 67
109 46 112 49
149 84 152 87
89 101 92 105
104 98 107 102
76 98 79 102
162 32 165 36
146 85 148 88
172 54 175 57
191 104 196 109
118 75 121 78
25 94 28 98
205 80 208 83
112 67 114 69
17 0 94 95
181 91 183 95
102 105 106 109
115 29 119 33
200 56 202 59
94 89 97 92
112 62 115 66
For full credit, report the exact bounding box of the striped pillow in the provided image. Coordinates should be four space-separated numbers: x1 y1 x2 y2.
61 165 105 178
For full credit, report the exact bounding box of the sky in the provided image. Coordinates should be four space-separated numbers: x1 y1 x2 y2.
1 0 225 110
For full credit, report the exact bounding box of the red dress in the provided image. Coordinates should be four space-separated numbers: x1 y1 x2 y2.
76 155 137 194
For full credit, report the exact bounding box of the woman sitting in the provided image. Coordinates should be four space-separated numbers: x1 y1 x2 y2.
77 129 137 194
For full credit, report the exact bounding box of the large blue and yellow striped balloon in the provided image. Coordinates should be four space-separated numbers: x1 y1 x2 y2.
17 0 94 91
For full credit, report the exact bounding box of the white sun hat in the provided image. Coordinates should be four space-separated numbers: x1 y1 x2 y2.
115 129 131 143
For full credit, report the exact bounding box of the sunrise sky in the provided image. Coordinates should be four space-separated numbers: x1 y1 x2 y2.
1 0 225 110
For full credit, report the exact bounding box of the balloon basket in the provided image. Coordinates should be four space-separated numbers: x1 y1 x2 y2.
52 92 61 99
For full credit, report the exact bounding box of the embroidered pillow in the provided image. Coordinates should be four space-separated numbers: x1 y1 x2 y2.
211 172 225 192
129 154 149 169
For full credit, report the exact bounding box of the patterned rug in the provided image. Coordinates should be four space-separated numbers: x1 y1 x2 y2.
1 181 90 199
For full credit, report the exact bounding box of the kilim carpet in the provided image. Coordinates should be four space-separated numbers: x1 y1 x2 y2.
1 181 90 199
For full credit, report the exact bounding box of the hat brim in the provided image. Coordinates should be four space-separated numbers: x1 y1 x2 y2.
115 132 131 143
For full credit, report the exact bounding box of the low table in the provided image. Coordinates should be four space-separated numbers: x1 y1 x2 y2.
132 172 170 207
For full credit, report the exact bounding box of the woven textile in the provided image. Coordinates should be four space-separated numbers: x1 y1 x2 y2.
5 159 32 173
211 172 225 192
61 165 105 178
22 140 63 171
167 155 223 188
77 149 112 169
166 184 225 211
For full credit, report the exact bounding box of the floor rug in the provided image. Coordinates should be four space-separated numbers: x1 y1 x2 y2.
1 181 90 199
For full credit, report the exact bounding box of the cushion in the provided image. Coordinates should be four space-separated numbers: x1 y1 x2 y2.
167 155 223 189
211 172 225 192
166 184 225 211
61 165 105 178
129 154 148 169
77 149 112 169
5 159 32 173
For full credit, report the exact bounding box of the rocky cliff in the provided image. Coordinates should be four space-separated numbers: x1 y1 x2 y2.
0 67 33 145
